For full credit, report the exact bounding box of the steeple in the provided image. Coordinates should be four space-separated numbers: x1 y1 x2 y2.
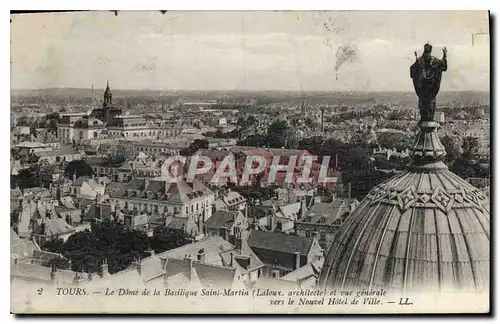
103 80 113 108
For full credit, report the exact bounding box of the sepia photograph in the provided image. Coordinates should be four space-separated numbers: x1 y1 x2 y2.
9 10 490 314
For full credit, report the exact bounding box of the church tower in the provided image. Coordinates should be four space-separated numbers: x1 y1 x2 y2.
103 81 113 109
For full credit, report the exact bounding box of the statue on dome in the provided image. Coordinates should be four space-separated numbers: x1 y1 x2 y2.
410 43 447 121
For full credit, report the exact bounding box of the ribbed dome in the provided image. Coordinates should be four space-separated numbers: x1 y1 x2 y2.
318 164 490 293
319 47 490 294
319 118 490 294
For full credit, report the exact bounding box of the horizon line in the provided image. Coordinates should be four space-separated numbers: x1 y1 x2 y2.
10 87 490 93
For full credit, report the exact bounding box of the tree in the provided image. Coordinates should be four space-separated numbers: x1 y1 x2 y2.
41 220 152 275
304 117 318 129
344 169 391 200
16 116 31 127
349 133 370 148
180 139 209 156
41 237 65 254
247 115 257 127
238 134 267 147
337 144 386 200
298 136 325 156
441 135 462 165
341 145 372 171
290 118 300 127
45 112 60 133
64 159 94 179
377 133 403 150
42 257 71 270
267 120 290 148
149 227 193 254
237 117 247 129
12 165 40 189
462 136 479 161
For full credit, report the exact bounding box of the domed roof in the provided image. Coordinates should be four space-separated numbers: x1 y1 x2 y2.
318 121 490 294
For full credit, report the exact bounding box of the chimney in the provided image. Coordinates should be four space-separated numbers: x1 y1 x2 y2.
197 248 206 264
235 233 242 251
234 255 251 270
73 271 81 284
320 108 325 133
50 264 59 283
160 257 168 272
300 199 307 218
163 272 170 289
294 251 301 270
133 258 142 276
183 255 193 281
100 259 109 278
198 212 203 234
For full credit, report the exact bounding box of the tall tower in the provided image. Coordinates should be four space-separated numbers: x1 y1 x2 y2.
320 107 325 133
103 81 113 109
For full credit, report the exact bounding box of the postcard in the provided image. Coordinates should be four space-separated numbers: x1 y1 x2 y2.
10 10 490 314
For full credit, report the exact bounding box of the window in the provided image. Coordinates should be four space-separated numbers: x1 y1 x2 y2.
185 206 188 214
320 232 326 240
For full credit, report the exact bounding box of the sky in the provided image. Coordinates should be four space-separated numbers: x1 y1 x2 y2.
10 11 490 91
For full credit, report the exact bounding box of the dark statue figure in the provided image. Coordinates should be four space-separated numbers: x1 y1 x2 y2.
410 43 447 121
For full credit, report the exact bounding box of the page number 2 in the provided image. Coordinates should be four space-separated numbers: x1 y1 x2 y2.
37 288 43 295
